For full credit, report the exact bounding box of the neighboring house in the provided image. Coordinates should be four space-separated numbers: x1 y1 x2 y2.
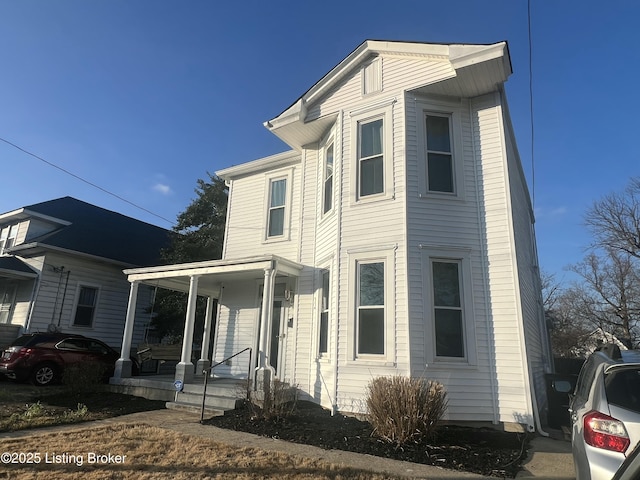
115 40 552 432
0 197 171 349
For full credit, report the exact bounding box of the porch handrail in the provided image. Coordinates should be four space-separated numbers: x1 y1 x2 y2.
200 347 252 423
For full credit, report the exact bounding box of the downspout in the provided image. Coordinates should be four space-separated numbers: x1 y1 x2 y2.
25 270 43 332
331 110 344 416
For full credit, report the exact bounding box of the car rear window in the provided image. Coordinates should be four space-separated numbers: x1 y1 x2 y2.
11 335 56 347
605 368 640 414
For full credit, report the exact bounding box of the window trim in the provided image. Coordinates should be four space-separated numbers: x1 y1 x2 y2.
347 247 396 363
350 101 394 205
317 268 331 358
0 224 18 255
415 99 465 199
263 170 293 243
71 284 100 328
422 247 477 366
322 140 335 216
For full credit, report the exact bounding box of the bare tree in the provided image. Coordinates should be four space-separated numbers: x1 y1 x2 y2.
569 249 640 348
585 177 640 258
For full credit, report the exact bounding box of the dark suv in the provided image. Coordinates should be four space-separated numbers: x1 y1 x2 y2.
0 333 121 386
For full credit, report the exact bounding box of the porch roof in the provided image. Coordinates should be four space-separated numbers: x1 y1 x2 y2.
0 256 38 280
123 254 303 297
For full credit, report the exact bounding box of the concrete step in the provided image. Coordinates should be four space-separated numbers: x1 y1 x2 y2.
175 390 243 411
165 401 224 417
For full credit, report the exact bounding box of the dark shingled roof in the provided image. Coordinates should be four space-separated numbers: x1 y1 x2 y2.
20 197 173 267
0 256 38 277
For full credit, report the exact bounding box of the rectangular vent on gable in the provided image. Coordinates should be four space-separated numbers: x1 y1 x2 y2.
362 58 381 95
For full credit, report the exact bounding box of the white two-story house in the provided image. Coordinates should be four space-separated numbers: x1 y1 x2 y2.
114 40 552 432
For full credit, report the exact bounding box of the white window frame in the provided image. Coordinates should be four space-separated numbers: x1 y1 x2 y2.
71 284 100 328
350 100 395 204
0 224 18 254
422 247 476 365
263 170 293 242
322 140 335 216
347 247 395 364
416 98 464 199
317 267 331 358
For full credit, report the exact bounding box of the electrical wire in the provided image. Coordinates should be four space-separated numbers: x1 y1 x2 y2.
528 0 536 208
0 136 175 226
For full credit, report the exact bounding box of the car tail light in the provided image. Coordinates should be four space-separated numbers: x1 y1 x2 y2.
583 411 630 453
17 348 34 357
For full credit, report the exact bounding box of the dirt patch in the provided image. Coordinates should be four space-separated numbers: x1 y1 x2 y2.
205 401 529 478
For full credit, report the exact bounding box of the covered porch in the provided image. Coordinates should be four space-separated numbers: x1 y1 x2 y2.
112 255 303 394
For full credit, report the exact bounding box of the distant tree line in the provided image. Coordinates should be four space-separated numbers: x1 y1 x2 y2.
545 178 640 357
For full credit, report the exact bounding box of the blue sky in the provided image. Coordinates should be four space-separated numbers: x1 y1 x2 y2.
1 0 639 281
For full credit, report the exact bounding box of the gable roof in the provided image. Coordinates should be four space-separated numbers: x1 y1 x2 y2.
7 197 172 267
265 39 511 150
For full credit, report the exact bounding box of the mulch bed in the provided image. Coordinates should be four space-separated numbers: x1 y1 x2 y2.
205 401 529 478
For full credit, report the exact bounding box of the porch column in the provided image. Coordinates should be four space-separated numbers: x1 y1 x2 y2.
196 296 214 376
175 274 199 384
114 280 139 379
255 263 276 392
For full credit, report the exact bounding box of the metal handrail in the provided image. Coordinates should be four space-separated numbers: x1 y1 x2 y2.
200 347 252 423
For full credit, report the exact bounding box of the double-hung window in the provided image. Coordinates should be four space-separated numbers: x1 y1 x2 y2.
319 270 330 355
73 286 98 327
323 143 334 214
431 260 464 358
357 261 385 355
358 119 384 197
267 178 287 238
0 224 18 254
425 114 454 193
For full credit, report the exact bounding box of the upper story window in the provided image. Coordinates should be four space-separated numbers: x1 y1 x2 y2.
426 114 454 193
0 224 18 254
323 143 334 215
267 178 287 238
350 98 395 205
359 118 384 197
73 286 99 327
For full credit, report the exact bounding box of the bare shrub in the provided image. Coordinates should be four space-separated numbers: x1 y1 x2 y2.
62 363 108 397
249 379 298 420
366 376 448 446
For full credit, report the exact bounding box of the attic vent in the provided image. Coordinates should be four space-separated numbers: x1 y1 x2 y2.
362 58 381 95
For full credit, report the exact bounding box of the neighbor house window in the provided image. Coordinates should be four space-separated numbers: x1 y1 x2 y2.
426 114 454 193
73 286 98 327
431 260 464 358
357 261 385 355
319 269 330 354
267 178 286 237
0 224 18 254
358 118 384 197
323 143 334 214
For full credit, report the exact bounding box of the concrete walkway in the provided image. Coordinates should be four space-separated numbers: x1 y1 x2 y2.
0 409 576 479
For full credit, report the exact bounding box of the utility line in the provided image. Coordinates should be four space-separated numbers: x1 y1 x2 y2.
0 136 175 226
528 0 536 208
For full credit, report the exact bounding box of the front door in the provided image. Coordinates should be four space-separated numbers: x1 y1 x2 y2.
269 300 284 375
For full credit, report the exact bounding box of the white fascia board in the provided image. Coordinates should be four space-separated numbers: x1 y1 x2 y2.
449 42 511 76
216 150 300 180
0 208 72 226
10 242 137 268
124 254 303 279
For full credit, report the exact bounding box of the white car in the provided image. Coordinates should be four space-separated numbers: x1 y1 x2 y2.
570 344 640 480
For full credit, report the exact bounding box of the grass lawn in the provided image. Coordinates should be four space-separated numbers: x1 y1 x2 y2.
0 424 394 479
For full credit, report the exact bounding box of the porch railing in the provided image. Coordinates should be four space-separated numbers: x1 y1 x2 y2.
200 347 252 423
